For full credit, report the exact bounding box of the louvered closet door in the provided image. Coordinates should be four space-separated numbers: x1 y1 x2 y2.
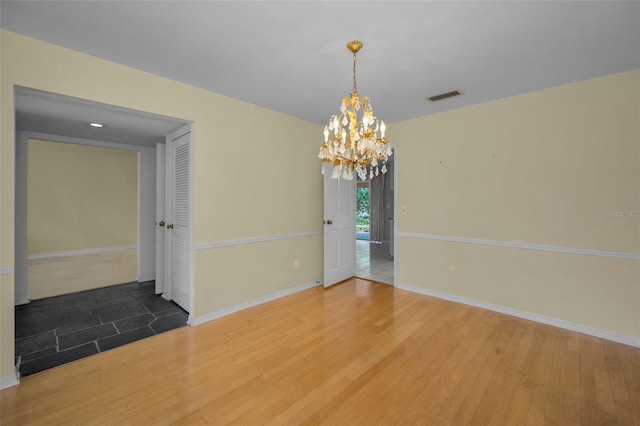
167 129 191 312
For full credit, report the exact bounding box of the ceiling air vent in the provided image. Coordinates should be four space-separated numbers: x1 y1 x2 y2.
426 90 463 103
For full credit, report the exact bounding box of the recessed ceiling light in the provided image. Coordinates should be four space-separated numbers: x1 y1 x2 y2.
89 122 104 128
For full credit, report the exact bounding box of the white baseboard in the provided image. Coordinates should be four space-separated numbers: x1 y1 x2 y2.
0 373 19 390
396 283 640 348
190 280 321 326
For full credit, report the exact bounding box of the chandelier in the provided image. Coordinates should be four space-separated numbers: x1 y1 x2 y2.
318 40 393 180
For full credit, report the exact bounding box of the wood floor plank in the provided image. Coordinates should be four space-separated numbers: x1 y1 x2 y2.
544 329 568 425
468 316 523 424
2 278 639 425
605 342 640 425
488 320 536 424
562 331 583 425
526 326 558 425
448 313 507 424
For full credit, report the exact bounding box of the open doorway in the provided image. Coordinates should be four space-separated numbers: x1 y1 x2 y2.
14 136 188 377
355 158 395 284
356 182 370 240
13 87 191 376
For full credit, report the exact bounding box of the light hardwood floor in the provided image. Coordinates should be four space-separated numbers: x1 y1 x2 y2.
2 278 639 425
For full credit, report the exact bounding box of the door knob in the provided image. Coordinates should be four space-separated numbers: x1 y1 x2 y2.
167 224 174 229
159 221 165 227
327 220 333 225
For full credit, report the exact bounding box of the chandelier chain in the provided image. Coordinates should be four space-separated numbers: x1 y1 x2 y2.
352 51 358 94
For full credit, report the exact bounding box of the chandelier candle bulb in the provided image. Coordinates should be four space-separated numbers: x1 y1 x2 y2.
318 40 393 180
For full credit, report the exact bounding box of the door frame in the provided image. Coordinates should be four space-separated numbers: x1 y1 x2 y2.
391 144 398 287
155 142 166 295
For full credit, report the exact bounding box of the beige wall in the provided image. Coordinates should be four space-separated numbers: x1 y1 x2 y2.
392 70 640 340
195 236 321 315
27 139 138 254
0 30 323 379
28 249 138 300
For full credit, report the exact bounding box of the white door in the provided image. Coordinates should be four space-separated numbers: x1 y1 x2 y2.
323 164 356 287
165 126 192 312
155 143 166 295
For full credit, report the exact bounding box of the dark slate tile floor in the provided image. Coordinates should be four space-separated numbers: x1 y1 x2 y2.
15 280 188 377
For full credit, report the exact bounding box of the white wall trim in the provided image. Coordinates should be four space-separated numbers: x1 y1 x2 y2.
194 231 322 251
0 265 12 276
392 144 398 287
190 280 321 326
15 131 28 304
397 282 640 348
28 245 137 261
137 149 157 283
0 373 19 390
398 232 640 260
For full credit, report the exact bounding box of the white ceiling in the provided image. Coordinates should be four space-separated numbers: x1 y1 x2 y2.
2 1 639 142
